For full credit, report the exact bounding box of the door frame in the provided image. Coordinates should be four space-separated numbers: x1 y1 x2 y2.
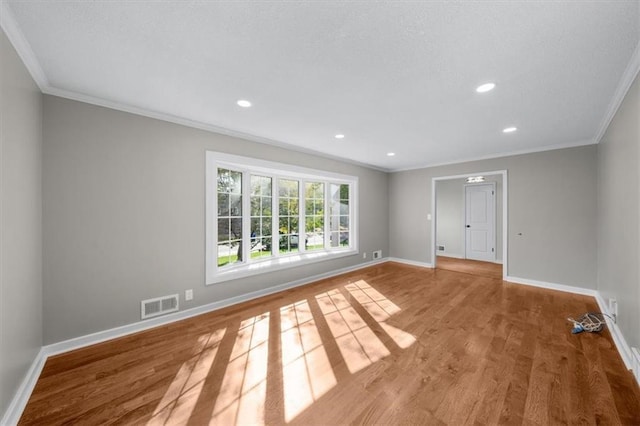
431 170 508 280
464 181 497 262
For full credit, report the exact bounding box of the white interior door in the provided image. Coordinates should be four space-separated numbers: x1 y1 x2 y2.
465 183 496 262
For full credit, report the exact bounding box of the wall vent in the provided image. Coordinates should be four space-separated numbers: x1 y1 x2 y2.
141 294 179 320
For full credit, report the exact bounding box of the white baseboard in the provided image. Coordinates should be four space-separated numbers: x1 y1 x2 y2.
45 258 387 357
505 275 598 297
387 257 434 268
436 252 464 259
0 348 47 426
632 348 640 384
508 276 637 386
436 254 503 265
594 294 634 371
1 257 387 424
4 259 637 424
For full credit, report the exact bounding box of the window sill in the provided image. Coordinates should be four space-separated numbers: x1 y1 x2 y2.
207 248 358 285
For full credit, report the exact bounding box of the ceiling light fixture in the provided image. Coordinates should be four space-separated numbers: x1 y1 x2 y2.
476 83 496 93
237 99 252 108
503 126 517 133
387 152 395 157
335 134 345 139
466 176 485 183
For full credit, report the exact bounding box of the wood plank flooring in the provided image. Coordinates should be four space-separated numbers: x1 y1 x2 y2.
436 255 503 279
19 262 640 425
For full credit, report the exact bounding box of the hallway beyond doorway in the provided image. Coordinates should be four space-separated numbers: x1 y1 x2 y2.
436 255 502 280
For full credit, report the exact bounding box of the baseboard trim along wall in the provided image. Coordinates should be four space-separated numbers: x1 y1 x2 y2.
1 258 386 425
505 276 636 372
0 348 47 426
632 348 640 384
387 257 434 268
436 252 465 259
504 275 598 297
436 253 504 265
3 258 638 424
594 293 634 371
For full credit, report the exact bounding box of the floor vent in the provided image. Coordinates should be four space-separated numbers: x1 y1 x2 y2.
141 294 179 320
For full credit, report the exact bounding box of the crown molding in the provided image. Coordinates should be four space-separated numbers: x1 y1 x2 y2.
594 40 640 144
42 86 390 173
0 1 48 90
2 0 636 174
0 1 387 174
390 138 597 173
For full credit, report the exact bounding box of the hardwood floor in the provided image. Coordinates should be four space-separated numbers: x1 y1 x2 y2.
436 255 503 279
20 262 640 425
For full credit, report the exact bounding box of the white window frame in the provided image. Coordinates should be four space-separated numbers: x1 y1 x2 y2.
206 152 359 285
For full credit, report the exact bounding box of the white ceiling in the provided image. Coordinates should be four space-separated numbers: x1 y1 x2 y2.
2 1 639 171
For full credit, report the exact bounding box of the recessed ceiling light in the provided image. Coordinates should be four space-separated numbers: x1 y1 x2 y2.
335 134 345 139
476 83 496 93
503 127 517 133
237 99 252 108
387 152 395 157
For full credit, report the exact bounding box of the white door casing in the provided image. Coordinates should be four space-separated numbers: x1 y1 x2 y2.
464 183 496 262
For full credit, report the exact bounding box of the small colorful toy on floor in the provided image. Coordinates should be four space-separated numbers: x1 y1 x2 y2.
567 312 609 334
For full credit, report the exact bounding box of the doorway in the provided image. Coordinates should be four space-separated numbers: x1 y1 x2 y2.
431 170 507 280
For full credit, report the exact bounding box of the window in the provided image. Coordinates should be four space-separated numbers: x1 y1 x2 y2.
206 152 358 284
279 179 300 255
250 175 273 260
217 168 243 267
330 183 350 248
304 182 324 251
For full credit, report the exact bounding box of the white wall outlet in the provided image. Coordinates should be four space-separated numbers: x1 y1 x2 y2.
373 250 382 259
185 289 193 301
609 298 618 323
363 252 367 259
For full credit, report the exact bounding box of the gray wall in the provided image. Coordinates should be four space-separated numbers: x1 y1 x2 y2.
435 175 503 262
0 29 43 416
390 145 597 289
42 95 389 344
597 71 639 349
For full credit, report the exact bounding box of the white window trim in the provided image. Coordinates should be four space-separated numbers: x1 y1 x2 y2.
206 152 359 285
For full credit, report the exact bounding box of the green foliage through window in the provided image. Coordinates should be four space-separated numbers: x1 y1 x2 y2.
215 167 352 269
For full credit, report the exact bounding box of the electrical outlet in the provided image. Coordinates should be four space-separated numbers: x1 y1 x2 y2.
609 298 618 323
363 252 367 259
185 289 193 301
373 250 382 259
